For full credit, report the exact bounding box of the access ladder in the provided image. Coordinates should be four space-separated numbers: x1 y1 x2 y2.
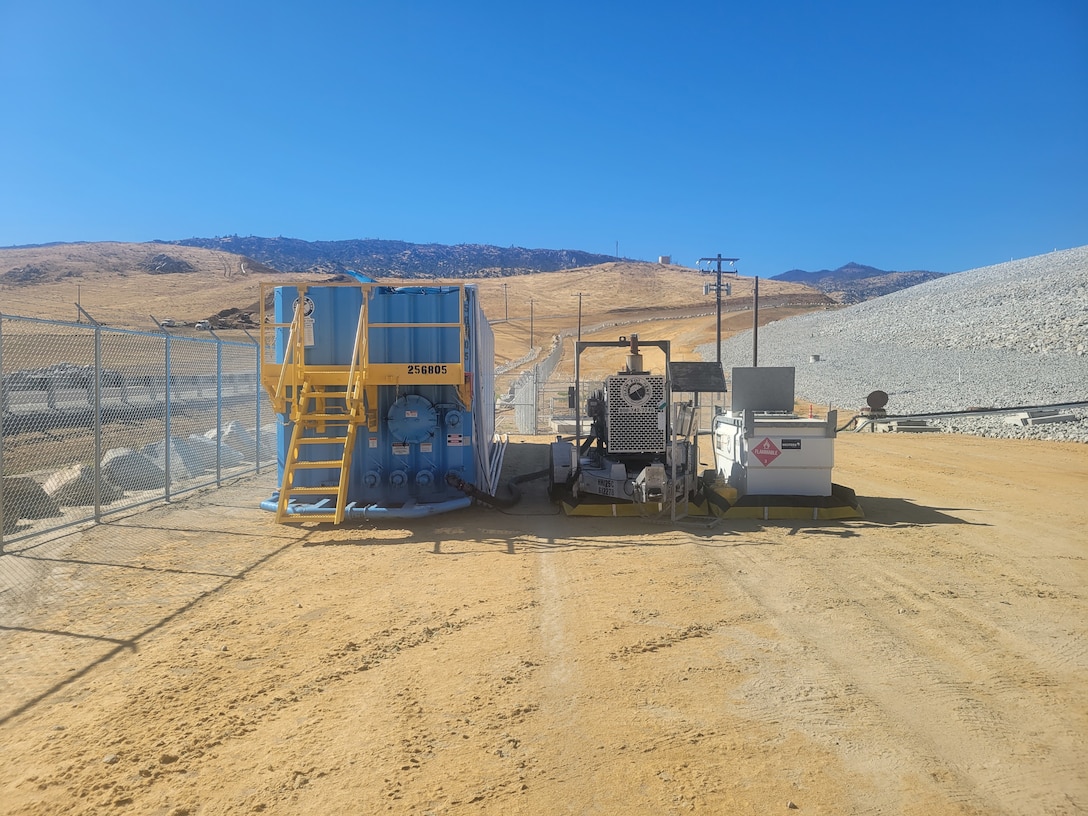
267 292 368 523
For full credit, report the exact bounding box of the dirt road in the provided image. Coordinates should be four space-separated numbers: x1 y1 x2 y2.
1 430 1085 815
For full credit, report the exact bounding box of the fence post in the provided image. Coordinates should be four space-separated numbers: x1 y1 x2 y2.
216 337 223 486
0 313 5 550
164 332 172 503
93 323 103 522
531 366 539 434
254 340 262 473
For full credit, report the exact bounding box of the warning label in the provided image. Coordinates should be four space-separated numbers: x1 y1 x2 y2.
751 437 782 466
292 296 315 317
291 297 316 346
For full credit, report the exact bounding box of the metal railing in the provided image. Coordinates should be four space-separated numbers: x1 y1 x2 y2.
1 313 275 547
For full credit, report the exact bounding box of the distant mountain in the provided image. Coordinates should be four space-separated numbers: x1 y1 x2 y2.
773 261 946 303
160 236 617 277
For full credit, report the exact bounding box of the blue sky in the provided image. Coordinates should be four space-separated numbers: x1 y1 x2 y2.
1 1 1085 275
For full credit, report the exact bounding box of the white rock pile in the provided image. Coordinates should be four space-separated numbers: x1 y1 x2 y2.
704 246 1088 442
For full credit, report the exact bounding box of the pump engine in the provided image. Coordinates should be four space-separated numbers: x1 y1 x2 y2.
548 335 697 512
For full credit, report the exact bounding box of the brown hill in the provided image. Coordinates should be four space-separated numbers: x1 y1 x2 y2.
0 242 320 329
0 243 833 333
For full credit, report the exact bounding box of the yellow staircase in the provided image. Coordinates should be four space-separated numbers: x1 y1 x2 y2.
264 288 368 524
276 382 358 523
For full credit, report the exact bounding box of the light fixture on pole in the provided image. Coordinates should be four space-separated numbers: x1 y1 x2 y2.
698 254 739 366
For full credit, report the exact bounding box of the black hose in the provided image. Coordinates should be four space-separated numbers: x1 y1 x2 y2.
512 467 550 485
445 468 549 509
837 414 860 432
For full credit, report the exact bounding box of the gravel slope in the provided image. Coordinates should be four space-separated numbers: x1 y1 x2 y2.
702 246 1088 441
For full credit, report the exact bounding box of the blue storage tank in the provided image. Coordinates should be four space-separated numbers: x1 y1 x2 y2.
259 282 500 520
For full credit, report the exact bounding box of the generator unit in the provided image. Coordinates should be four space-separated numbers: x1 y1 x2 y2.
258 281 503 522
548 336 700 514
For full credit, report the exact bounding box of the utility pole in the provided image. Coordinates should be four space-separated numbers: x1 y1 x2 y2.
698 254 739 366
574 292 583 343
529 298 534 350
753 276 759 366
502 282 508 322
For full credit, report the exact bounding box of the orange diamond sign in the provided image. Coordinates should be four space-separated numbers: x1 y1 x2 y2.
751 437 781 466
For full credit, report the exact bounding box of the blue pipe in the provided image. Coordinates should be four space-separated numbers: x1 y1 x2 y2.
259 495 471 519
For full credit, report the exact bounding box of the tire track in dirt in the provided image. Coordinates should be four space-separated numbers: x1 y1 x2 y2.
523 536 855 813
722 552 995 815
714 526 1087 815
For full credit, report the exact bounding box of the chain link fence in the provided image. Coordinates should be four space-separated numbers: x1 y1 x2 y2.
1 313 275 548
504 318 656 435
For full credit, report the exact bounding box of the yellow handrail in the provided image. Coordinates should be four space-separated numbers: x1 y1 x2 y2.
345 292 367 417
271 311 299 412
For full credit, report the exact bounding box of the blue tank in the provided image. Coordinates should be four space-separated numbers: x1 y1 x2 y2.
262 283 498 519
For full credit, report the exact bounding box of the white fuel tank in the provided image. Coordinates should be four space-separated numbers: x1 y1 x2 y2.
713 411 837 496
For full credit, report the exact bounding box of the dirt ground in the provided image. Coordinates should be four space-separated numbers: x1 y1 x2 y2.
1 426 1085 815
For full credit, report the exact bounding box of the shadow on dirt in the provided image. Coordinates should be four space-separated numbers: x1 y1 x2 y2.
0 534 299 728
848 496 988 527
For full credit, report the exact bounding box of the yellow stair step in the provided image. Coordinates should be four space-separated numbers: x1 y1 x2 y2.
280 513 339 524
291 460 347 469
285 486 340 495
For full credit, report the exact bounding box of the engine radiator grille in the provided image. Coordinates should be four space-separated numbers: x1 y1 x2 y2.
605 374 667 454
